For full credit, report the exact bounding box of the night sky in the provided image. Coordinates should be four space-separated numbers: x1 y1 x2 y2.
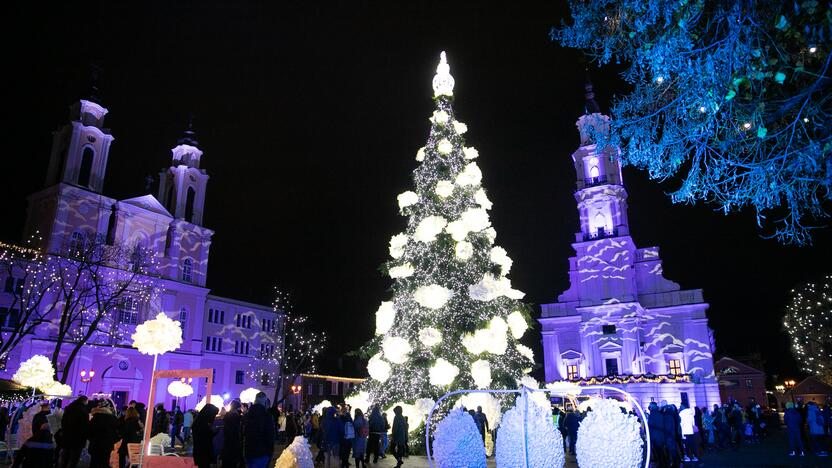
6 1 830 381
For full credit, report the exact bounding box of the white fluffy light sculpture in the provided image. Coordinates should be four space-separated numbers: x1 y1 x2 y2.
454 393 502 428
167 380 194 398
384 402 425 431
40 380 72 397
429 358 459 386
433 408 486 468
312 400 333 415
345 391 372 413
196 395 225 411
239 387 260 404
576 398 643 468
367 354 391 383
13 355 56 391
496 390 564 468
275 435 315 468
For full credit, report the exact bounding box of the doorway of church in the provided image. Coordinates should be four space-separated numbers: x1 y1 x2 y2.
112 391 129 410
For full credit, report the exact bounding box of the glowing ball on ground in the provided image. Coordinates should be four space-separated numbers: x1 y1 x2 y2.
576 398 643 468
496 393 564 468
195 395 224 411
239 387 260 404
275 435 314 468
13 355 55 390
131 313 183 355
40 380 72 397
433 408 486 468
312 400 333 415
454 393 502 428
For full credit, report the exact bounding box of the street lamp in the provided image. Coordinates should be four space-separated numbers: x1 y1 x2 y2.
291 384 302 412
80 369 95 395
784 379 797 404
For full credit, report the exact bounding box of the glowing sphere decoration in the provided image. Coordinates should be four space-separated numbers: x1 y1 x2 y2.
41 380 72 397
13 355 55 390
239 387 260 404
195 395 225 411
131 312 183 356
167 380 194 398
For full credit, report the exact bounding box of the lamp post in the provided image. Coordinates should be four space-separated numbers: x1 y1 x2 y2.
176 377 193 410
291 384 301 412
784 379 796 404
80 369 95 395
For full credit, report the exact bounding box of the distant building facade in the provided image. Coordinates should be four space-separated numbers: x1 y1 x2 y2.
539 84 721 409
286 373 365 412
0 96 282 409
715 357 767 406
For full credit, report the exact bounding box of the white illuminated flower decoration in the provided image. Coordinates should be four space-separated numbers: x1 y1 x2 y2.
474 189 492 210
397 191 419 210
418 327 442 347
416 147 426 162
484 227 497 243
462 330 488 355
435 180 455 198
445 220 468 242
463 147 479 160
461 208 491 233
168 380 194 398
497 393 563 468
437 139 453 155
40 380 72 397
462 316 508 355
196 395 225 411
374 300 395 336
389 233 408 259
469 274 524 301
453 121 468 134
455 241 474 260
576 398 644 468
131 313 183 356
455 392 502 427
367 353 391 382
471 359 492 388
455 162 482 187
384 402 426 432
382 336 412 364
239 387 260 404
388 263 415 279
516 344 534 362
276 435 315 468
414 215 448 242
429 358 459 386
431 110 450 125
13 355 55 390
507 310 528 339
414 284 454 309
345 391 372 413
415 398 436 416
490 246 513 274
312 399 333 415
433 408 485 468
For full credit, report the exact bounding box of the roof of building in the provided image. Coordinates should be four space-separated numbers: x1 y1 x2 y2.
206 293 277 313
715 356 766 376
792 376 832 396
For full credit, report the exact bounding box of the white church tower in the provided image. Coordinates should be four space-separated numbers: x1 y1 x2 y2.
158 121 210 226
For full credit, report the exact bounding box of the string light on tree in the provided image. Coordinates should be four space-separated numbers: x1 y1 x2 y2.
784 275 832 383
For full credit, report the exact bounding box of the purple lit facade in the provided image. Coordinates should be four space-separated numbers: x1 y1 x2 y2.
1 98 281 408
539 102 721 409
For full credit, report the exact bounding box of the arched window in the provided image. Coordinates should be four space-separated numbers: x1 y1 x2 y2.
179 307 188 331
165 183 176 212
164 226 174 256
594 212 607 233
68 231 84 255
78 147 95 187
185 187 196 223
589 166 600 178
105 207 117 245
182 258 193 283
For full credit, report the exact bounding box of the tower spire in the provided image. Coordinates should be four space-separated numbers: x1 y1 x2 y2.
87 63 102 104
583 71 601 115
432 51 455 97
177 113 199 147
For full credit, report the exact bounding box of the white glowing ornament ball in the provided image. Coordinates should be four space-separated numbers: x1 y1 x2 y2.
388 263 414 279
239 387 261 404
455 162 482 187
312 400 333 415
432 51 455 97
414 216 448 242
455 241 474 260
131 312 183 356
414 284 454 310
13 355 56 390
196 395 225 411
463 147 479 160
416 147 426 162
435 180 455 198
437 139 453 155
389 234 408 259
167 380 194 398
381 336 412 364
460 208 491 233
471 359 492 388
375 302 396 335
453 121 468 134
345 391 372 413
474 189 492 210
397 191 419 210
490 246 513 274
506 310 528 339
430 358 460 386
516 344 535 362
431 110 450 125
418 327 442 347
367 354 391 383
445 220 468 242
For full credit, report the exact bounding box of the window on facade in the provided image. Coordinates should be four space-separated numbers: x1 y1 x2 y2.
236 314 241 327
212 368 216 383
307 384 313 395
605 358 619 376
208 308 215 323
745 379 753 389
185 187 196 223
602 324 616 335
319 383 324 396
566 364 579 380
118 297 140 325
235 370 244 385
0 307 8 328
331 381 338 395
69 231 84 256
668 359 683 375
589 165 600 178
220 310 225 324
105 207 117 246
261 374 269 385
78 147 94 187
182 259 193 283
179 308 188 330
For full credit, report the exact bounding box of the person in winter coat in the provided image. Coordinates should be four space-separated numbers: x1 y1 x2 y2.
647 403 668 468
806 402 828 456
31 403 50 435
58 396 89 468
323 407 344 468
170 406 185 447
11 427 54 468
183 409 194 443
679 404 699 462
222 400 244 468
661 403 681 465
784 402 804 456
365 406 384 464
563 410 580 455
118 407 142 468
242 392 275 468
352 408 368 468
193 404 220 468
338 409 354 468
151 404 169 437
87 405 119 468
381 412 390 457
391 406 407 468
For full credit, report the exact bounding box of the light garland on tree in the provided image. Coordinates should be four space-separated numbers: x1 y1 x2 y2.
784 275 832 378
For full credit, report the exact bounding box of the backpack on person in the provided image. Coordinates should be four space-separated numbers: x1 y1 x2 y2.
344 421 355 440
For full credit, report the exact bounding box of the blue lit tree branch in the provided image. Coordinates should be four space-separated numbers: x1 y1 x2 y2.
554 0 831 244
784 275 832 384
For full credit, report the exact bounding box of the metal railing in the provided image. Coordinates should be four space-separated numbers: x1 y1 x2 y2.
583 175 608 187
583 227 619 241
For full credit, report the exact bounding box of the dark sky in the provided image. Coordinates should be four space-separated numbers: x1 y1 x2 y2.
6 1 829 381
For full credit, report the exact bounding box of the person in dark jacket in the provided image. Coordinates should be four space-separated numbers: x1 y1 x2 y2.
31 403 50 435
87 405 119 468
391 406 407 468
11 428 54 468
151 403 169 437
661 403 681 466
170 405 185 447
647 402 668 468
58 396 89 468
323 406 343 468
222 400 244 468
118 407 143 468
242 392 275 468
784 402 804 456
365 406 384 464
339 408 354 468
563 410 580 455
0 407 9 442
193 404 220 468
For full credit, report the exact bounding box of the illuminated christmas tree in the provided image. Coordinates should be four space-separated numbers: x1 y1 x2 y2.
784 275 832 383
354 52 534 434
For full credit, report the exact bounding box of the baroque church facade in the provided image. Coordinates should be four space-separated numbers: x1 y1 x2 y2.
1 95 281 409
539 84 721 409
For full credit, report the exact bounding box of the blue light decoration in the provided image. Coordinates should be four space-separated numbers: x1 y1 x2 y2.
553 0 831 245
